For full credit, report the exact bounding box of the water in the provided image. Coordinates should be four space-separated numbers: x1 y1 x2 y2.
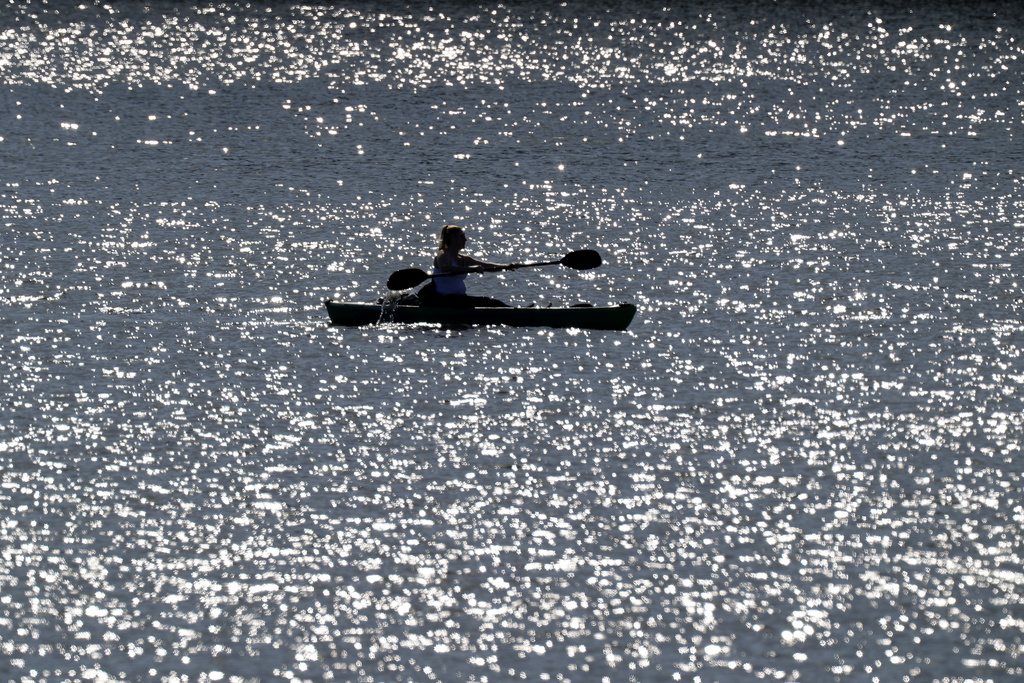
3 1 1023 681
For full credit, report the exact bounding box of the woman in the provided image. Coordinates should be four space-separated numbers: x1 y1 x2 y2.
418 225 520 308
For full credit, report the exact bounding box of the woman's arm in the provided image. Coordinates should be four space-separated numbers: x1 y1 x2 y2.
460 254 519 270
435 252 520 273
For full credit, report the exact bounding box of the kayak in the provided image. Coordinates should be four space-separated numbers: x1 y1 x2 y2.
325 301 636 330
324 301 637 330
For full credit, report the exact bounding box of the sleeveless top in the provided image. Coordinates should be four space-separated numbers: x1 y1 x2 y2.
433 253 469 296
432 269 467 296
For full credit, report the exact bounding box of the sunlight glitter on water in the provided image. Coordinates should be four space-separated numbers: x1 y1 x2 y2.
3 1 1024 681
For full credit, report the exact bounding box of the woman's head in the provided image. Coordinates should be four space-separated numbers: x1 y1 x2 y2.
438 224 466 249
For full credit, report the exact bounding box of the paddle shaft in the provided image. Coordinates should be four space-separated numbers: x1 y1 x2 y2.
386 249 601 290
421 259 559 282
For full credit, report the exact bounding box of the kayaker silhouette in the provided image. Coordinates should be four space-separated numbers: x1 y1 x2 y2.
417 225 521 308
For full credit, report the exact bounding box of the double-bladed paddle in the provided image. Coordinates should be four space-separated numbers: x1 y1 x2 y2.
386 249 602 291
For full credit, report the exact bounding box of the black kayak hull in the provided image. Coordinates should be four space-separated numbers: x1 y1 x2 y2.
324 301 636 330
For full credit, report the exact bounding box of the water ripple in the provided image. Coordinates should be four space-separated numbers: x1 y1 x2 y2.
3 1 1024 681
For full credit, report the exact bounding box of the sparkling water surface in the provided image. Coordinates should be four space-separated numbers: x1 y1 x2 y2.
3 1 1024 681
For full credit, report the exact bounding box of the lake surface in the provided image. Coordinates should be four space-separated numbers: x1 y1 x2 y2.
2 1 1023 681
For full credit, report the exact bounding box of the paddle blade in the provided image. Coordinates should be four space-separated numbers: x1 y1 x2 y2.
560 249 602 270
387 268 429 290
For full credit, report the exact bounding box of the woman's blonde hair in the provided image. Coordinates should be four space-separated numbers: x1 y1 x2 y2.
438 224 463 249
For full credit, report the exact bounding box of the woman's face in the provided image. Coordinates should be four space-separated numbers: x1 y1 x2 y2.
449 229 467 249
